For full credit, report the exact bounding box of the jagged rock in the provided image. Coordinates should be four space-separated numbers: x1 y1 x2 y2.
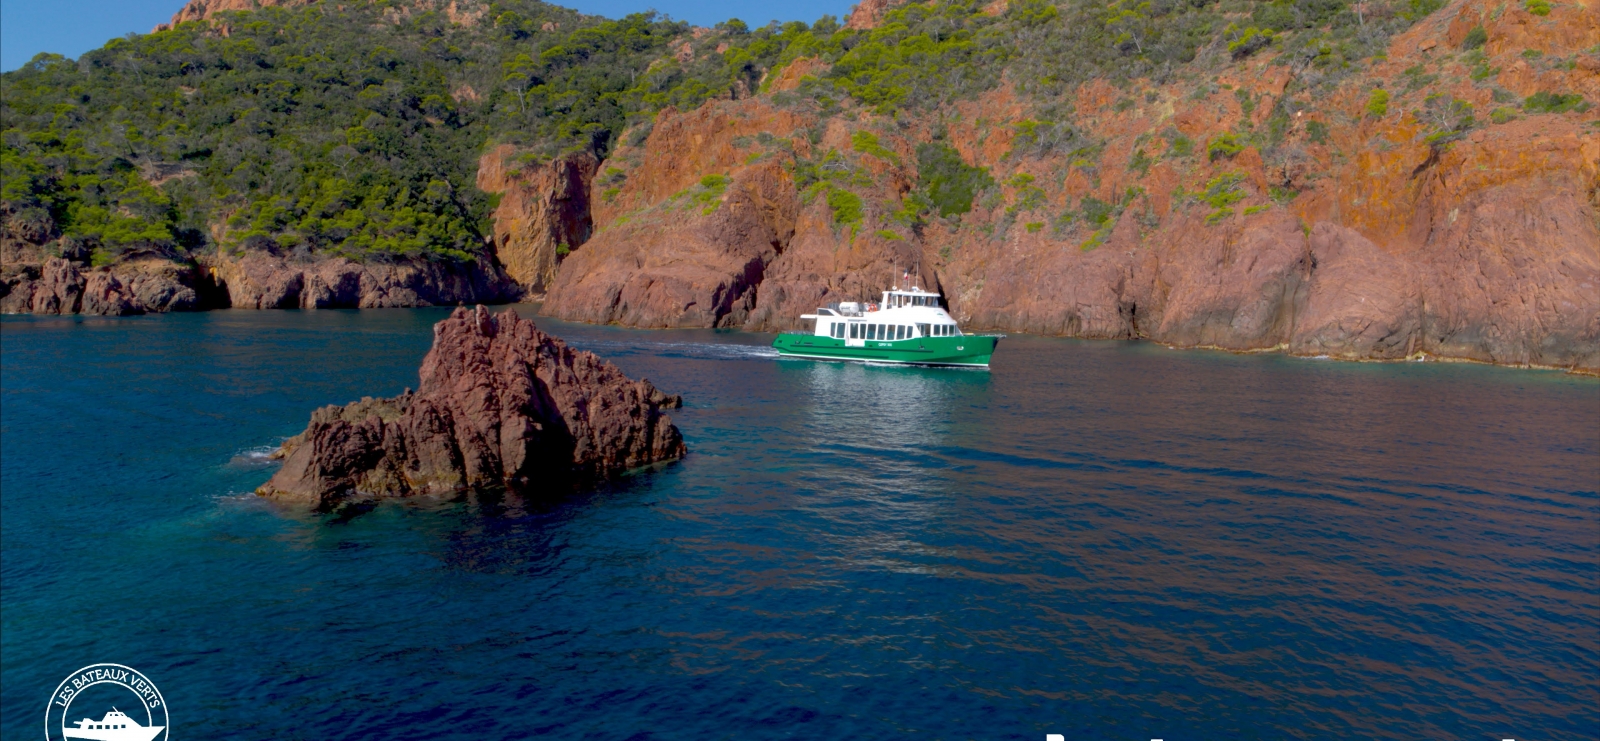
476 146 597 294
80 272 144 316
258 306 686 510
209 252 520 310
1 254 211 315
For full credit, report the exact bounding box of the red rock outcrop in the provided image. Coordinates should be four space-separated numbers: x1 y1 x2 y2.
476 147 597 294
845 0 899 30
0 256 207 315
157 0 312 29
257 306 685 510
207 252 520 309
544 160 798 328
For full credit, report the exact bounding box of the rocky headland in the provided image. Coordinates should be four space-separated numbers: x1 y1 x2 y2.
257 306 685 510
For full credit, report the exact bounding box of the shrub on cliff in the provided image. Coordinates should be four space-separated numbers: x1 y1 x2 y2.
1366 89 1391 118
914 142 995 218
1207 134 1245 161
1523 92 1590 114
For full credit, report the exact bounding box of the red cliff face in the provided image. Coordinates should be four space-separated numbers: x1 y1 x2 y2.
205 252 520 309
258 306 685 510
476 146 598 294
491 0 1598 373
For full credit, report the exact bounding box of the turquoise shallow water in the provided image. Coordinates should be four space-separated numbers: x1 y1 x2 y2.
2 307 1597 740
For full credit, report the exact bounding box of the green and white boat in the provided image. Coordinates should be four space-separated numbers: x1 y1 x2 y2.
772 284 999 367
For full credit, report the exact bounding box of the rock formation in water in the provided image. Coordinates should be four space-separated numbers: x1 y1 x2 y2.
257 306 685 510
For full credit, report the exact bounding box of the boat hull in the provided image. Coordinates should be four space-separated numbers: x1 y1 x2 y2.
772 333 998 367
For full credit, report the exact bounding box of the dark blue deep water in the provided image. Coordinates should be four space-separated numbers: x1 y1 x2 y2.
3 307 1597 740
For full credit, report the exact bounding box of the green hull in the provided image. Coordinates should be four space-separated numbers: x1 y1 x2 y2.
772 333 998 367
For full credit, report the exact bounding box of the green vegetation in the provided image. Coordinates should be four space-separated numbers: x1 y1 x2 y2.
1079 196 1114 227
825 0 1011 113
1166 134 1194 158
1201 172 1246 225
1010 119 1082 159
1525 0 1551 15
1 0 1459 263
1306 120 1330 144
1420 94 1476 147
689 174 731 214
1004 173 1047 214
914 141 994 218
1366 89 1391 118
1461 25 1487 50
1207 133 1244 161
1490 106 1518 124
851 130 900 164
1524 91 1590 114
826 187 864 227
1225 25 1274 59
1129 147 1153 176
874 228 904 240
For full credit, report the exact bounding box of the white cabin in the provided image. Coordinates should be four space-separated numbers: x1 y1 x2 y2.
799 286 964 345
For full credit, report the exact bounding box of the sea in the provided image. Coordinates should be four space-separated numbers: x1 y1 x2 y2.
2 306 1596 740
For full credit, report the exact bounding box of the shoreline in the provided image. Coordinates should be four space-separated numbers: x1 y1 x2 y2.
6 301 1596 379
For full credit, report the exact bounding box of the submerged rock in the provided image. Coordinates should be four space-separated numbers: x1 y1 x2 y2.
258 306 686 510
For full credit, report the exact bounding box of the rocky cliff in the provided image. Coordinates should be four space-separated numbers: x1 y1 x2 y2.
476 146 598 295
206 252 520 310
518 0 1598 373
1 256 211 315
0 248 518 314
258 305 685 510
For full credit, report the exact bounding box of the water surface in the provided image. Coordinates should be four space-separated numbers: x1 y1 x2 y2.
2 307 1596 740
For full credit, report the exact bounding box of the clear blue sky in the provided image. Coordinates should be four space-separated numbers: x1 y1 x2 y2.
1 0 856 72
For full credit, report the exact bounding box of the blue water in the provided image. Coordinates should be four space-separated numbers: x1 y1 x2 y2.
2 307 1597 740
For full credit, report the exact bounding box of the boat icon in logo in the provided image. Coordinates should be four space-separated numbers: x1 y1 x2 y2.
62 708 163 741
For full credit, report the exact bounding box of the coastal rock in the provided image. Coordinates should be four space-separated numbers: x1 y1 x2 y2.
543 160 798 328
476 147 597 294
209 252 520 310
258 306 686 509
1 253 214 315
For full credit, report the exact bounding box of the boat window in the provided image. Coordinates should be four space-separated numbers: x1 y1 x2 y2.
899 325 908 340
866 324 876 340
897 325 906 340
848 323 858 339
836 323 846 338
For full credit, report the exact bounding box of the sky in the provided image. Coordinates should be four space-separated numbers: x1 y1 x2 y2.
0 0 856 72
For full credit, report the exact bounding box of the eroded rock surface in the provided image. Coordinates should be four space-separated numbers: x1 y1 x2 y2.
258 306 685 509
209 252 520 310
1 256 206 315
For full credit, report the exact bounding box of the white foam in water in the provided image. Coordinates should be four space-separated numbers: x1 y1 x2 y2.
227 445 282 469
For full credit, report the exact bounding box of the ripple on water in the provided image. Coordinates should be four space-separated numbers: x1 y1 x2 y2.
0 311 1595 741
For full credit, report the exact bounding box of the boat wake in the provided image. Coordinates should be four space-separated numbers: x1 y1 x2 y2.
576 339 781 361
